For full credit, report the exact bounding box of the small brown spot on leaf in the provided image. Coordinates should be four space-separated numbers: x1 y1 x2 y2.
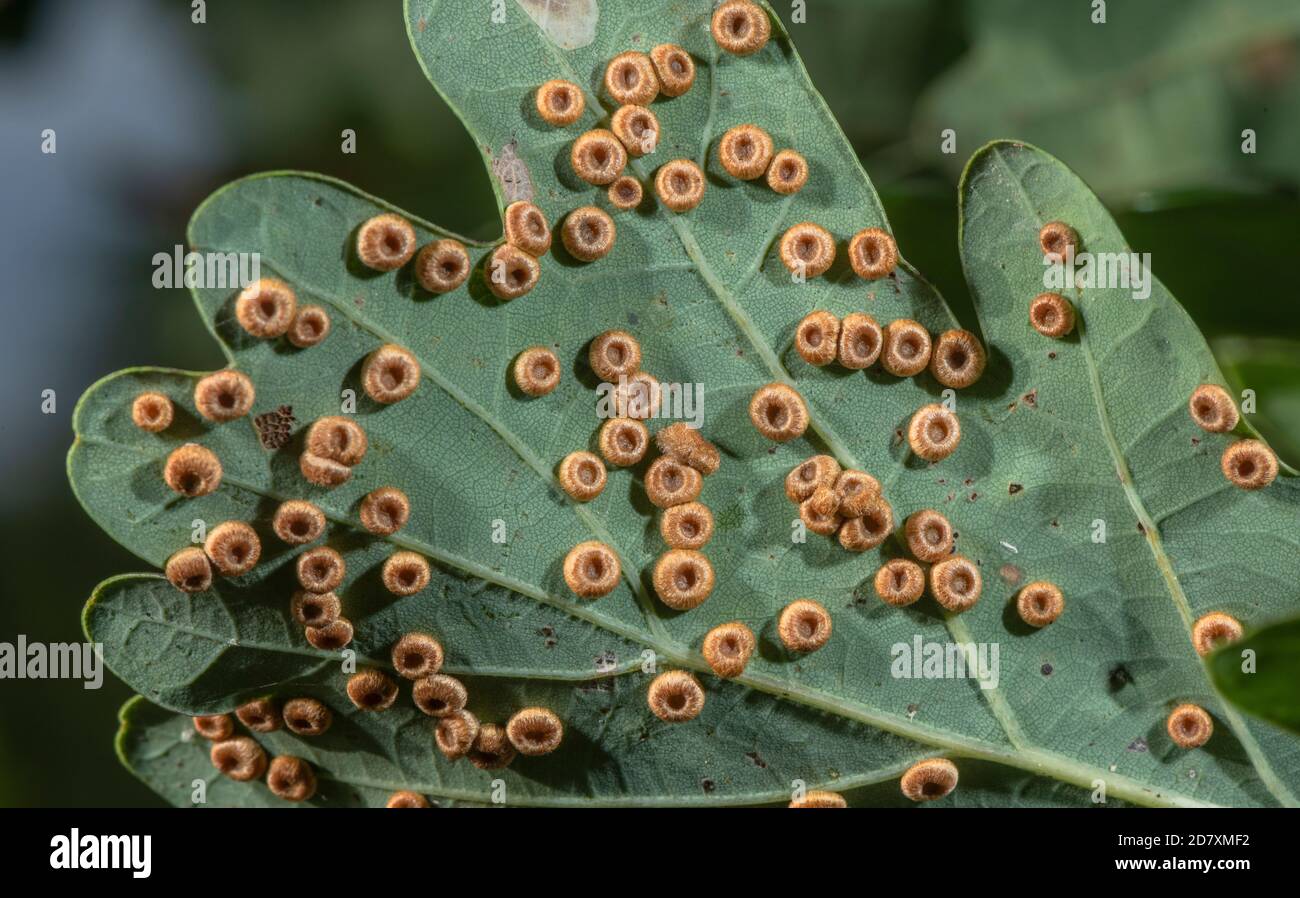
1008 483 1023 495
999 564 1022 586
253 405 295 450
1108 665 1132 691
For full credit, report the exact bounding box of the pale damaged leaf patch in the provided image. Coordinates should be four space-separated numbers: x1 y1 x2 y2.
518 0 600 51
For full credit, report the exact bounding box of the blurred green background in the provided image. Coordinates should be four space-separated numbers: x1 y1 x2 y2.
0 0 1295 806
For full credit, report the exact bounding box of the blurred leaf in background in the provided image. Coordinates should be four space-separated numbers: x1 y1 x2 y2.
0 0 495 807
778 0 966 159
1210 615 1300 736
912 0 1300 201
1215 337 1300 466
199 0 496 238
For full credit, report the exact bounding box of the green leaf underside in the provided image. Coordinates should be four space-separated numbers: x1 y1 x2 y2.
1210 616 1300 736
70 1 1299 807
115 693 1132 808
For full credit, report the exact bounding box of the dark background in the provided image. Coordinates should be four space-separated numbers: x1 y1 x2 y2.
0 0 1296 806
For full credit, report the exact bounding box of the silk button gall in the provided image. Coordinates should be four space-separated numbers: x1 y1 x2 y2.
702 621 755 679
654 159 706 212
847 227 898 280
414 239 471 293
749 383 809 442
603 51 659 106
711 1 771 56
718 124 774 180
778 599 832 653
795 310 840 366
649 44 695 97
535 79 585 127
778 222 835 280
356 213 417 272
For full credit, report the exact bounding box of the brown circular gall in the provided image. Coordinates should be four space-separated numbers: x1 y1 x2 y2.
778 222 835 279
535 79 585 127
654 159 706 212
486 243 541 300
561 206 616 262
132 392 173 432
235 278 297 338
604 51 659 106
356 213 417 272
778 599 832 652
749 382 809 442
415 239 471 293
563 541 621 598
848 227 898 280
907 404 961 462
711 0 770 56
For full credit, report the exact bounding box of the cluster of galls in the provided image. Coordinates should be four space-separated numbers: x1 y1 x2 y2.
789 758 961 807
538 39 697 264
1029 222 1279 489
148 1 1271 806
195 631 568 805
781 456 998 617
149 268 437 632
550 331 726 625
193 697 328 802
1158 611 1247 751
533 324 841 722
1185 382 1279 491
347 632 565 783
531 0 792 282
747 230 979 465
